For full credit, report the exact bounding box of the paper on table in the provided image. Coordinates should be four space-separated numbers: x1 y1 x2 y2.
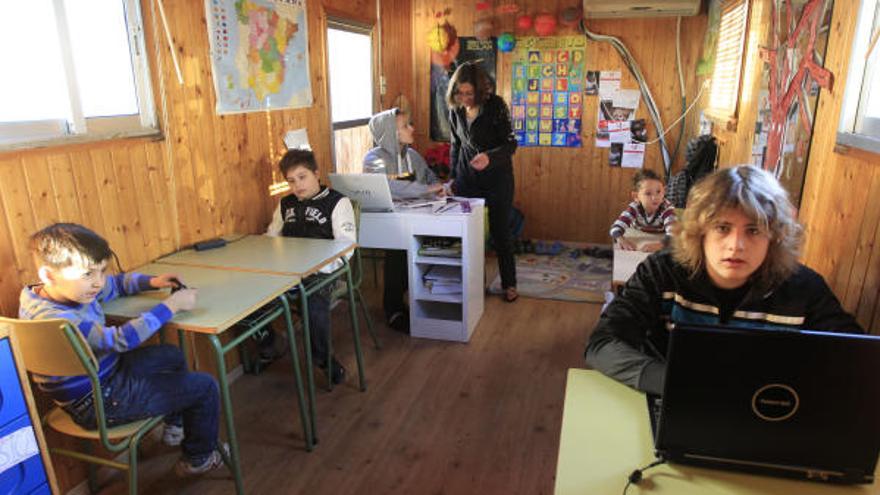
424 265 462 283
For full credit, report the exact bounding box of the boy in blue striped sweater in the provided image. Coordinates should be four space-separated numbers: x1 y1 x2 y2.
19 223 226 476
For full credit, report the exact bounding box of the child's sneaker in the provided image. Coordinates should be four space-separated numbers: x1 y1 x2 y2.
162 424 184 447
174 443 229 476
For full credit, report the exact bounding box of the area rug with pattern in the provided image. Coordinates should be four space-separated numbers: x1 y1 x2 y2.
488 241 613 303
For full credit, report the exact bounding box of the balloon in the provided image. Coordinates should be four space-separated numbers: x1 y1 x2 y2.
515 14 533 32
534 13 557 36
497 32 516 53
560 7 582 28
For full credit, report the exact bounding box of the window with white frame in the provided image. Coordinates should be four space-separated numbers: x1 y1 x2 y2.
705 0 750 123
838 0 880 154
0 0 157 150
327 20 374 173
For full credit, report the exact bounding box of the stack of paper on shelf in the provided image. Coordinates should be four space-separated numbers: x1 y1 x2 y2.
418 237 462 257
423 265 462 295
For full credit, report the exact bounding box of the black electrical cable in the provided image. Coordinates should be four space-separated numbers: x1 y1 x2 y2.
622 457 667 494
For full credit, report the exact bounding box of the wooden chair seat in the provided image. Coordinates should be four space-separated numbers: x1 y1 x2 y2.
45 407 158 441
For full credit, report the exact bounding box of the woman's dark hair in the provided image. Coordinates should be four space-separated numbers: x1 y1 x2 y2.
445 62 494 108
279 149 318 176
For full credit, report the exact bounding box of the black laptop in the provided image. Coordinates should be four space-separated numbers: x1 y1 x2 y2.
649 323 880 483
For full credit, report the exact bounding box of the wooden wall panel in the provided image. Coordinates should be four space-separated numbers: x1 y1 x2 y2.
335 125 375 173
797 0 880 334
378 0 415 112
411 0 707 243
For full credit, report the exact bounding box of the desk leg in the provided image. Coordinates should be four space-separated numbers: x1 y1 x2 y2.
178 329 188 369
344 260 366 392
207 335 245 495
297 283 318 443
280 295 314 451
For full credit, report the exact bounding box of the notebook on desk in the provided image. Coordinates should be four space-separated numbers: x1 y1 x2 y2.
328 173 394 212
650 323 880 484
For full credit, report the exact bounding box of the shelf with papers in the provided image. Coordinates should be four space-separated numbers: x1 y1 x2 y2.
414 255 462 266
414 292 462 304
405 205 484 342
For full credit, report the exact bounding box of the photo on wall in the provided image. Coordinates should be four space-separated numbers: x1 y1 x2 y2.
430 37 497 142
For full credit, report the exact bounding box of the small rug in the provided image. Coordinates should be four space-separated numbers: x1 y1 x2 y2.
488 241 613 303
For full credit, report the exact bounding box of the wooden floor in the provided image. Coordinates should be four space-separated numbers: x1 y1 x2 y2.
98 259 603 495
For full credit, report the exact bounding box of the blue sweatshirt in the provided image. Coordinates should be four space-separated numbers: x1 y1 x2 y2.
18 273 173 405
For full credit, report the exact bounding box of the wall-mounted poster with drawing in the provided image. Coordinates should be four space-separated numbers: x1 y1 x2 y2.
430 37 497 142
752 0 835 208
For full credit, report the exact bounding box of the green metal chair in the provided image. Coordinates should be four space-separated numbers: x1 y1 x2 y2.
4 316 237 495
283 199 379 399
332 200 379 351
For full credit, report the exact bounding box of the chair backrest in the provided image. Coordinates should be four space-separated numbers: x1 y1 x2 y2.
0 316 99 378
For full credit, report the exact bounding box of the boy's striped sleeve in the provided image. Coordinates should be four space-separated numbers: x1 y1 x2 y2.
28 301 172 354
98 272 155 303
610 203 637 238
661 202 677 235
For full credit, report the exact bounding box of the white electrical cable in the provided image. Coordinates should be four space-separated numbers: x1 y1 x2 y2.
580 20 672 176
676 17 685 103
155 0 183 85
646 80 709 144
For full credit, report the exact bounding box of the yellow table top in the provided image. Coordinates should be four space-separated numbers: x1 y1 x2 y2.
555 369 880 494
156 235 355 277
102 264 299 334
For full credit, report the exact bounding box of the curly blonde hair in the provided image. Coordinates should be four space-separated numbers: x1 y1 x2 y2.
671 166 803 289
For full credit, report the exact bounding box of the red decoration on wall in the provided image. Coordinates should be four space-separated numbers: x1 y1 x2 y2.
534 13 557 36
760 0 833 174
515 14 533 32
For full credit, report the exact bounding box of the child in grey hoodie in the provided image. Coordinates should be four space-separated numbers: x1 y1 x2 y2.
363 108 443 332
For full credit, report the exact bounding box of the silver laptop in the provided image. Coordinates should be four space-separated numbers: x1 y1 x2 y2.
328 173 394 212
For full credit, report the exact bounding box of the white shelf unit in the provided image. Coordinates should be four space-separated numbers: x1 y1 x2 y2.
408 203 484 342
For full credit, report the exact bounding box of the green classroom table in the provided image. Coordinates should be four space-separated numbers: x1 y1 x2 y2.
555 369 880 495
155 234 366 443
103 263 307 495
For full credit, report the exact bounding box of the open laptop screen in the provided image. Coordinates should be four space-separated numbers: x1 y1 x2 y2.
654 324 880 483
328 173 394 212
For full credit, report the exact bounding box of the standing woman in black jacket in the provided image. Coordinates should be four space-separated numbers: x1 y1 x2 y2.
445 62 519 302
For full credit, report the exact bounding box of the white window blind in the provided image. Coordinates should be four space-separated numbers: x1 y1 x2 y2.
705 0 750 122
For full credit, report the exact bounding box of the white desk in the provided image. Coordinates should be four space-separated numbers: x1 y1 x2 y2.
555 369 880 494
612 230 665 288
359 199 484 342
